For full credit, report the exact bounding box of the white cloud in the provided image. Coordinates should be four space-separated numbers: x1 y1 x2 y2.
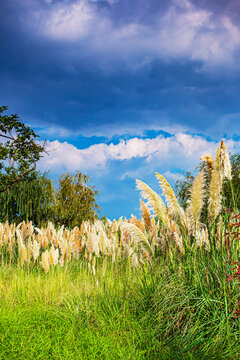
42 1 96 40
32 0 240 70
38 133 240 176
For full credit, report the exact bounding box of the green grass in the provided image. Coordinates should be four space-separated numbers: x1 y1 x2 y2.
1 251 240 360
0 262 157 360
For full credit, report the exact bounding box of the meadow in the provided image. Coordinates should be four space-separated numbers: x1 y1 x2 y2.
1 140 240 360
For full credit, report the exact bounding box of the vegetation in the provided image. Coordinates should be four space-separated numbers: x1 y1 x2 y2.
53 171 101 228
175 143 240 218
0 170 54 225
1 113 240 359
0 170 100 227
0 107 100 227
0 106 45 192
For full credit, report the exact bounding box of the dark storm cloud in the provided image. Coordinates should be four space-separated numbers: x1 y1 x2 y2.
0 0 240 139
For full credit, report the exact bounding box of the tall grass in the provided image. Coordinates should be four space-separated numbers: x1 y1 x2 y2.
1 140 240 359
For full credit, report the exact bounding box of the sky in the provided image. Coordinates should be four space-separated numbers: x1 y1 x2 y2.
1 0 240 219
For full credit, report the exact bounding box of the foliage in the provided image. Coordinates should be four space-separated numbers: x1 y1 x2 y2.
0 107 100 227
1 141 240 359
0 171 54 226
175 153 240 220
0 106 45 192
53 171 101 228
0 170 101 227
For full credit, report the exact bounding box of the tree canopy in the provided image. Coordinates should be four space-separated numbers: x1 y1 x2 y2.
53 172 101 228
0 171 55 226
0 106 45 192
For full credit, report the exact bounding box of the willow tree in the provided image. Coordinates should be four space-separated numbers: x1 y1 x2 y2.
0 171 55 226
53 171 101 228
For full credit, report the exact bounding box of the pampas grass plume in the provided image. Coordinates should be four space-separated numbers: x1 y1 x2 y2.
200 153 215 172
41 250 50 273
140 199 152 232
121 221 153 256
155 173 186 227
187 170 206 225
208 168 222 224
136 179 170 230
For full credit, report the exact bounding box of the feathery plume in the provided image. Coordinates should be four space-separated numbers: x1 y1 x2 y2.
187 170 206 225
196 228 210 251
32 240 40 262
220 140 232 180
140 199 152 232
42 235 48 249
155 173 186 227
136 179 170 230
215 146 221 172
131 253 139 268
41 250 50 273
49 245 59 265
173 232 185 254
112 219 118 233
129 215 145 232
59 255 65 267
20 244 27 266
121 222 153 256
200 153 215 172
27 239 32 263
208 168 222 224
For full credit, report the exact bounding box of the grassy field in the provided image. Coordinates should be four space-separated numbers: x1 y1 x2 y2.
1 141 240 359
1 245 240 360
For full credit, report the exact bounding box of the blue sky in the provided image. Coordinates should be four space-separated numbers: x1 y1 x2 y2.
1 0 240 219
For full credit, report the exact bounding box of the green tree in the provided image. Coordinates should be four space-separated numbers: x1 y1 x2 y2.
0 171 55 226
53 171 101 228
0 106 45 192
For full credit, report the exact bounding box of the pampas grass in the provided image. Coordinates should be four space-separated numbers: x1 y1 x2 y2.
200 153 215 172
187 170 206 225
120 221 153 256
136 179 170 230
155 172 186 228
208 167 222 224
140 199 152 232
220 140 232 180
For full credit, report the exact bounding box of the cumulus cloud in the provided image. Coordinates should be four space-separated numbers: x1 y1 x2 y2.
38 133 240 175
42 0 101 40
31 0 240 70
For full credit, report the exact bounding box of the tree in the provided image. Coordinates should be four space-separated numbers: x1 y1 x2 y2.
53 171 101 228
0 106 101 227
0 106 46 192
0 171 55 226
0 170 101 228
